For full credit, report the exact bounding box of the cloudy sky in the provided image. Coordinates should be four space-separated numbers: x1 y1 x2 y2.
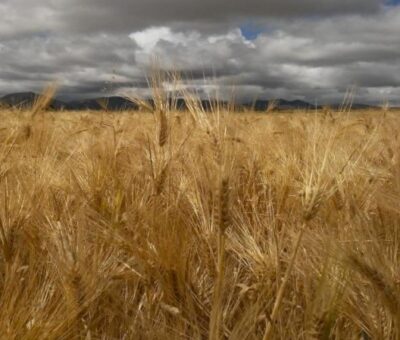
1 0 400 104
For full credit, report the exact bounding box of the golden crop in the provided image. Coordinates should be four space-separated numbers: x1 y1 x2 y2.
0 92 399 338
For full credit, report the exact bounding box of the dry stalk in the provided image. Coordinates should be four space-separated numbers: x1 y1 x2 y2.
209 178 231 340
263 182 324 339
262 222 306 340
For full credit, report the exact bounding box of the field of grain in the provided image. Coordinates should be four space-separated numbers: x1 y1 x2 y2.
0 98 400 339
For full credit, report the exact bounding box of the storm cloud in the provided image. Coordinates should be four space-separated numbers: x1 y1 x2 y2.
1 0 400 104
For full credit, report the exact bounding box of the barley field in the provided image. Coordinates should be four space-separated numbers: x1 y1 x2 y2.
0 93 400 339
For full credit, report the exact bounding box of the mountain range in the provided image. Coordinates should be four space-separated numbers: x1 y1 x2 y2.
0 92 379 112
0 92 138 111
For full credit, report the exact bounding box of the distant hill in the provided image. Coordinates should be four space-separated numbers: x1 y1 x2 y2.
327 103 379 110
0 93 138 111
0 92 67 110
0 92 381 112
242 99 317 111
67 96 138 111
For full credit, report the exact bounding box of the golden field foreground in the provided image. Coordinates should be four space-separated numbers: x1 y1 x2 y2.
1 104 400 339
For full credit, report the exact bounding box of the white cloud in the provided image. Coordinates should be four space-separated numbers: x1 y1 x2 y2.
130 27 182 51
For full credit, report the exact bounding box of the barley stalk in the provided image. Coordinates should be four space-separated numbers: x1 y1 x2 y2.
210 178 231 340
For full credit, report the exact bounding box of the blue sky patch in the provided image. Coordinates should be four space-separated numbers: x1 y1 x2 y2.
240 24 263 40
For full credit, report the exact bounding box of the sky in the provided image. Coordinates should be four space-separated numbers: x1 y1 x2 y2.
1 0 400 104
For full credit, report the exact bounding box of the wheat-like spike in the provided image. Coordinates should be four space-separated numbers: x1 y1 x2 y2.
348 254 400 317
219 178 231 233
23 124 32 140
30 84 57 118
155 164 168 195
159 109 168 147
69 264 85 315
210 177 231 340
374 304 391 339
0 222 16 263
302 186 325 221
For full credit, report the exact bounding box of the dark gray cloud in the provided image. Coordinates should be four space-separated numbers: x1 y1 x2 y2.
0 33 141 96
0 0 384 38
58 0 382 34
1 0 400 104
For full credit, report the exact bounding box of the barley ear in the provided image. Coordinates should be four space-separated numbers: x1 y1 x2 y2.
159 109 168 147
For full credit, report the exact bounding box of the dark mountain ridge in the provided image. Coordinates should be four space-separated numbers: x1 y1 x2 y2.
0 92 67 110
67 96 138 111
0 92 380 111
